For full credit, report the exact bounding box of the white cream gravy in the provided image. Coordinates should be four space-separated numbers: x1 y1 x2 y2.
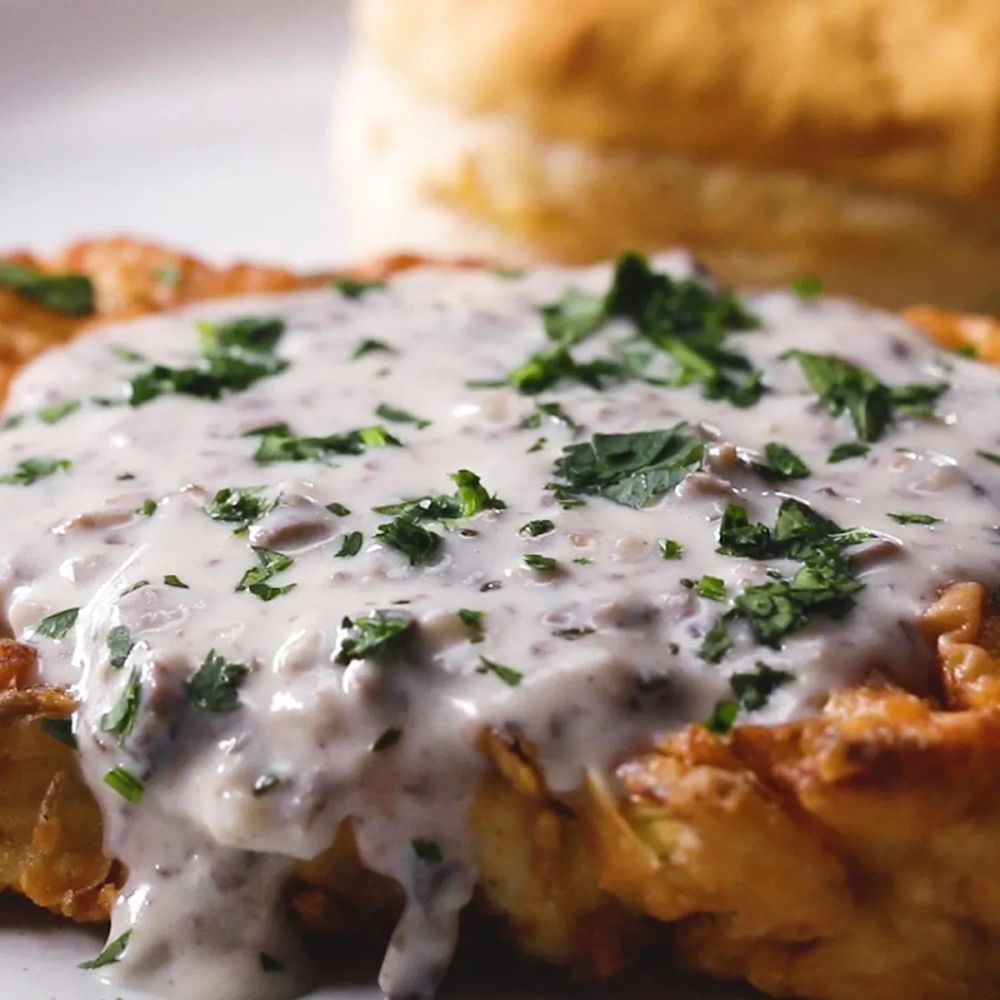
1 255 998 998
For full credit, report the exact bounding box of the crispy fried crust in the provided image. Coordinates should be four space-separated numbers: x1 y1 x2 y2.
0 239 997 999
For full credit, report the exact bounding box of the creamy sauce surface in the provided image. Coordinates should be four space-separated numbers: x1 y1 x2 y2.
1 255 999 999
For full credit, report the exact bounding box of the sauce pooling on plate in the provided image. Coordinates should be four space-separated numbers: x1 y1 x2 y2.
2 254 998 999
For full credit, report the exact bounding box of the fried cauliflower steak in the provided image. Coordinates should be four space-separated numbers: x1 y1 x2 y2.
0 239 997 1000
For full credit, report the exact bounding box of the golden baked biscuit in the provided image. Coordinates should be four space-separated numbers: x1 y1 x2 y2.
336 0 1000 310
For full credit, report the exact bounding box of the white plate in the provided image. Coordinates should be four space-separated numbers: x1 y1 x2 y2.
0 2 758 996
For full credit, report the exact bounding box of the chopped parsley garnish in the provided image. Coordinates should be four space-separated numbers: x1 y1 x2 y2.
375 516 443 565
887 512 942 525
527 436 546 453
326 501 351 516
476 656 523 687
452 469 506 517
519 400 580 431
100 671 141 744
713 499 871 651
731 661 795 710
249 421 401 464
252 774 280 797
523 553 558 573
828 442 870 463
755 442 811 481
188 650 249 712
120 580 149 596
686 575 727 601
411 837 442 863
786 349 948 443
351 337 394 359
373 470 503 556
40 717 76 749
198 315 285 357
540 288 606 344
0 456 70 485
704 661 796 735
336 531 364 557
519 519 555 538
79 929 132 970
129 314 287 405
552 424 704 509
457 608 485 642
659 539 683 560
703 699 740 735
474 253 761 404
699 619 733 663
237 546 295 600
135 498 157 516
107 625 134 669
791 277 823 299
163 574 189 589
37 399 80 424
331 276 387 299
975 449 1000 465
375 403 431 429
103 767 144 804
112 345 146 362
371 727 402 752
335 612 414 665
33 607 79 640
205 486 276 530
0 261 94 316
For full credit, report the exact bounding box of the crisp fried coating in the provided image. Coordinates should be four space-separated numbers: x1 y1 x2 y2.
0 239 997 999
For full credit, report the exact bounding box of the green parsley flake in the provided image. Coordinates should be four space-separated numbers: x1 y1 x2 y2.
699 619 733 663
205 486 276 530
188 650 249 712
163 574 189 589
351 337 394 359
336 531 364 557
375 403 431 429
659 539 683 560
331 276 387 299
336 612 413 665
523 553 558 573
40 717 77 749
887 512 942 525
519 519 555 538
828 442 870 463
0 261 95 316
786 349 947 443
476 656 523 687
975 449 1000 465
791 277 823 299
249 422 401 464
100 670 142 744
33 607 79 640
553 425 704 509
135 498 157 516
107 625 134 670
703 699 740 735
103 767 144 804
1 456 71 485
375 516 442 565
37 399 80 424
756 442 811 481
79 930 132 970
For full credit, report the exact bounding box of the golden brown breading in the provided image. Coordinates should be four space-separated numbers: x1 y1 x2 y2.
0 239 998 999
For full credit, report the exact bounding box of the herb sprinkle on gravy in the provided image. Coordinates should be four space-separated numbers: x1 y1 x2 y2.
1 253 998 998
